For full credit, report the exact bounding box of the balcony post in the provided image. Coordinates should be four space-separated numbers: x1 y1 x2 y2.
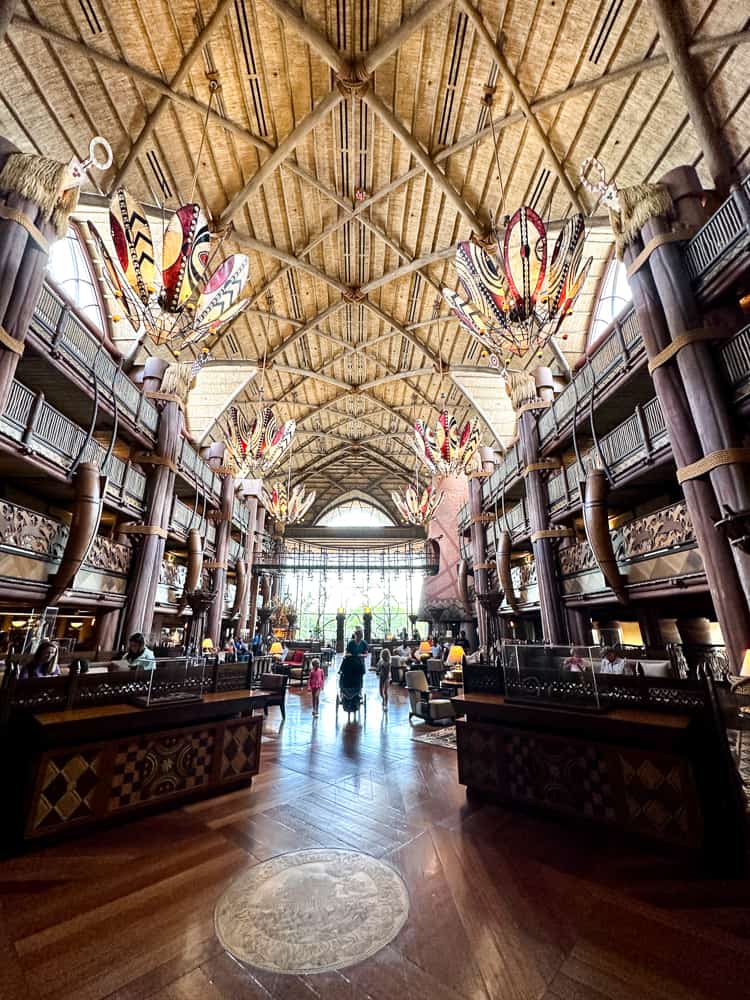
468 446 496 649
235 479 262 637
0 139 77 412
121 358 182 642
205 443 234 649
509 368 566 644
619 179 750 670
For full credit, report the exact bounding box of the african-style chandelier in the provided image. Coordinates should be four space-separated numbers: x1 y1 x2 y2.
391 484 444 525
225 404 296 479
442 209 592 366
262 481 316 526
413 409 481 477
88 191 251 354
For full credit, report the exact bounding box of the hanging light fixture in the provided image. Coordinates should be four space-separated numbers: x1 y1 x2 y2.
262 481 316 526
224 340 296 478
391 483 444 525
441 90 592 367
87 79 251 355
413 409 481 477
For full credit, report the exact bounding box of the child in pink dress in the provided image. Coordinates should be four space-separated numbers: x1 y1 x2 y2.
308 658 324 716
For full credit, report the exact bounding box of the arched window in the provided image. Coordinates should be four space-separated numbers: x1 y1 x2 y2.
47 225 105 333
587 257 632 346
317 499 394 527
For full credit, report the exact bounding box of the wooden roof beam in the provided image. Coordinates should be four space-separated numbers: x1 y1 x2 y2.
360 0 453 75
109 0 235 191
459 0 583 215
266 301 346 362
646 0 733 191
363 88 488 235
11 16 271 154
221 88 343 225
231 234 349 296
262 0 345 73
361 299 447 370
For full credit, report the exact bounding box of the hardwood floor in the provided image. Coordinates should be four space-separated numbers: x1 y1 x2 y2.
2 670 750 1000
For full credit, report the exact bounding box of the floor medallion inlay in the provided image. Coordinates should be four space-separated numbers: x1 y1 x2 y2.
214 848 410 975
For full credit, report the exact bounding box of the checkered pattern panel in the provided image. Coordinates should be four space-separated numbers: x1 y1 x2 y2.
109 741 149 810
33 749 103 831
109 729 215 811
617 750 692 841
222 722 260 779
504 731 616 821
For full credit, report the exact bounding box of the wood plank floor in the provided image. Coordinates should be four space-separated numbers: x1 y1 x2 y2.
2 671 750 1000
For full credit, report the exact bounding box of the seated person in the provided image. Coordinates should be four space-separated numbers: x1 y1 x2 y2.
599 647 627 674
564 648 587 673
122 633 156 671
20 640 60 678
430 639 441 659
396 640 410 660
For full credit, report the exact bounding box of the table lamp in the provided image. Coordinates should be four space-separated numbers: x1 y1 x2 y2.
418 640 431 658
742 648 750 677
269 640 283 657
446 644 464 666
202 637 214 652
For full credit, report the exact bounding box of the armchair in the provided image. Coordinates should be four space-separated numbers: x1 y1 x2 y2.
259 672 288 720
406 670 455 724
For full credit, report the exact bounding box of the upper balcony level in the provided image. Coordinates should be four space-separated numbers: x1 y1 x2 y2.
720 324 750 418
684 173 750 304
28 281 159 444
547 395 671 519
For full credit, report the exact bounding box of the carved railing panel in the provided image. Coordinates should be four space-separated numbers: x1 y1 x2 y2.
84 537 132 576
0 500 68 559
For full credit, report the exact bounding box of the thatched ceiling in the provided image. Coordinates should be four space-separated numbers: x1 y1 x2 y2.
2 0 749 523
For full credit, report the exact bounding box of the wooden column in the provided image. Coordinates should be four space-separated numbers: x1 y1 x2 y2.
121 359 182 641
246 506 265 637
234 492 259 637
623 218 750 670
514 381 566 645
0 139 66 413
642 166 750 607
646 0 732 192
206 453 234 649
94 606 121 654
468 476 489 648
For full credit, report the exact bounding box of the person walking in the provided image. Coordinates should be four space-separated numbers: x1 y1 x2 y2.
373 647 391 711
308 657 324 717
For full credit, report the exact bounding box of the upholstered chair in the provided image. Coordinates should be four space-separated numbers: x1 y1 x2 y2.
405 669 455 724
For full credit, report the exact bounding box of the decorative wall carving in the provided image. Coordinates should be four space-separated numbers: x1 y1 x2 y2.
160 559 187 590
0 500 68 559
617 501 694 560
559 540 597 576
84 536 132 575
559 503 696 578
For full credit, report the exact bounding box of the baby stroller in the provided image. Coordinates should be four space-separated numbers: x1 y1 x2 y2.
336 653 366 717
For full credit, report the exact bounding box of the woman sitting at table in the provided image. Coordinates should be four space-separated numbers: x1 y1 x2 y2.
19 640 60 679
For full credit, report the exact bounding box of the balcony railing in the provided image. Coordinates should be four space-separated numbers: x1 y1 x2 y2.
547 396 669 515
167 497 218 552
481 441 522 505
720 324 750 409
458 503 470 532
684 175 750 295
538 307 643 448
1 380 147 513
31 282 159 438
178 437 219 499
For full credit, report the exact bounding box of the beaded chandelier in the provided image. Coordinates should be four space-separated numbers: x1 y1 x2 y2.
413 409 481 477
391 484 444 525
225 404 296 479
88 191 251 354
262 481 316 526
442 208 591 366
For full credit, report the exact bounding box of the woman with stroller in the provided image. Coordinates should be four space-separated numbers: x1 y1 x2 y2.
338 651 366 715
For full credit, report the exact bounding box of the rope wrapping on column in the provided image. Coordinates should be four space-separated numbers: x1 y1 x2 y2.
676 448 750 484
0 323 25 354
625 225 698 278
646 327 730 373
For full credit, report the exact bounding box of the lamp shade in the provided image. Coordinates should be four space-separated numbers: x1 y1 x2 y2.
446 645 464 666
269 641 283 656
337 607 345 615
742 648 750 677
201 638 214 651
419 640 432 655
